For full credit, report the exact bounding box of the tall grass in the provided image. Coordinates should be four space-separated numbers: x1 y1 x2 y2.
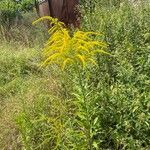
0 42 63 149
0 11 48 47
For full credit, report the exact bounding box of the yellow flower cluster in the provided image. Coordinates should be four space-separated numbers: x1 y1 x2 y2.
33 16 109 70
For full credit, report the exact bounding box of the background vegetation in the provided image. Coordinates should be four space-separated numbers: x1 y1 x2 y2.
0 0 150 149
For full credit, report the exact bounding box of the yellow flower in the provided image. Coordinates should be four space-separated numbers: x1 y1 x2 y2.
33 16 110 70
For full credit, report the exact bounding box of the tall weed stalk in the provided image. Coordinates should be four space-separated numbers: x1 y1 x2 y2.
16 16 109 149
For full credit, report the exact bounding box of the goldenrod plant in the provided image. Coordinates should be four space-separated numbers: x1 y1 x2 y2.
32 16 110 149
32 16 109 70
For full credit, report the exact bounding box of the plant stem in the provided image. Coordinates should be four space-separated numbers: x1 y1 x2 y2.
75 64 92 150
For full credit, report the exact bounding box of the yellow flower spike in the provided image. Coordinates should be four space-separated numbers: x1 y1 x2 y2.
40 59 54 68
44 53 62 64
48 26 57 35
76 54 86 69
32 16 55 26
76 39 89 45
60 43 66 53
76 46 90 54
84 31 101 36
61 58 73 71
33 16 110 70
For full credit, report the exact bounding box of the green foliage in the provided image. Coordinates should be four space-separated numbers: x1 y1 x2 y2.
80 0 125 13
81 1 150 149
0 0 34 27
0 42 43 149
0 1 150 150
0 11 48 46
20 0 35 12
0 43 40 98
0 0 18 27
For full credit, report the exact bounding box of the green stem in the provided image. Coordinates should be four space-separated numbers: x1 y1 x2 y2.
75 64 92 150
